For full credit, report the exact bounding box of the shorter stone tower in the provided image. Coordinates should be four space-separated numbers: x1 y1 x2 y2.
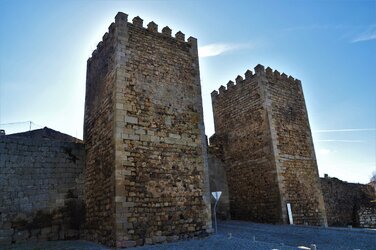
210 65 327 225
84 12 211 247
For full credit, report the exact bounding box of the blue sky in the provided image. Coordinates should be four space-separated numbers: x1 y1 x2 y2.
0 0 375 184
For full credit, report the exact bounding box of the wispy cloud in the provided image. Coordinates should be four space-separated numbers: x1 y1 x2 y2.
313 128 376 133
198 43 253 58
281 24 376 43
351 25 376 43
282 24 346 32
316 139 365 143
318 148 332 155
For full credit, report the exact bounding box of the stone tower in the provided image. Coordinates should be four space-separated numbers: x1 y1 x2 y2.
210 65 327 226
84 12 211 247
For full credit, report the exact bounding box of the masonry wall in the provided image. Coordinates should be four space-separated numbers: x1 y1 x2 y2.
263 67 327 225
210 65 326 225
208 144 231 220
83 16 118 246
321 176 375 227
358 204 376 228
84 12 211 248
0 136 84 245
210 67 282 223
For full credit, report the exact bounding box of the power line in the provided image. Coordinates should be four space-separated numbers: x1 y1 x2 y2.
0 121 44 131
0 121 32 125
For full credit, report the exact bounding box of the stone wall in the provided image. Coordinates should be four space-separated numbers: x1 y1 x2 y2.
210 68 281 223
321 176 375 227
83 10 118 247
0 136 85 246
210 65 327 226
358 204 376 228
263 66 327 225
84 12 211 248
208 142 230 220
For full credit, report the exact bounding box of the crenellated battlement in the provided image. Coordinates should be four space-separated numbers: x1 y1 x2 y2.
211 65 257 100
211 64 301 101
256 65 300 84
88 12 197 64
128 14 194 43
87 21 117 65
265 67 301 85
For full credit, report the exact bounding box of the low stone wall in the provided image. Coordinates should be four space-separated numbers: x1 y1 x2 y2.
358 203 376 228
320 176 375 227
0 136 85 245
208 145 231 220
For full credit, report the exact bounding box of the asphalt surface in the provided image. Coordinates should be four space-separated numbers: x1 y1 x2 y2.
4 220 376 250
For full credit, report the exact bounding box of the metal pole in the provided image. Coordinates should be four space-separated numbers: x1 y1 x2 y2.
214 199 218 234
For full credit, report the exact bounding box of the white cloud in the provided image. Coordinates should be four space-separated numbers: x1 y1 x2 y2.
198 43 253 58
282 24 345 32
313 128 376 133
316 139 365 143
351 25 376 43
317 148 332 156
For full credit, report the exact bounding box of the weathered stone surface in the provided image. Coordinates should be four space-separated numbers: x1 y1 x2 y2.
321 176 375 227
358 203 376 228
210 65 327 226
208 142 231 220
84 12 211 247
0 136 85 246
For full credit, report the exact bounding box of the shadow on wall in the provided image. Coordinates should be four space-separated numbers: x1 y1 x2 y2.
9 190 85 243
208 138 231 220
0 132 85 245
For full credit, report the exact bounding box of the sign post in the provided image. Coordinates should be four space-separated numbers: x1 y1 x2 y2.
287 203 294 225
211 191 222 234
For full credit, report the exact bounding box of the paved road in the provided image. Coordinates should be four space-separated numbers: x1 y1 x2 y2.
216 220 376 250
5 220 376 249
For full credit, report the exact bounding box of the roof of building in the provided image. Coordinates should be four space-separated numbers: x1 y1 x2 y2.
4 127 82 143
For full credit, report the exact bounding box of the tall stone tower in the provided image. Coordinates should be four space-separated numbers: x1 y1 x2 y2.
210 65 327 226
84 12 211 247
